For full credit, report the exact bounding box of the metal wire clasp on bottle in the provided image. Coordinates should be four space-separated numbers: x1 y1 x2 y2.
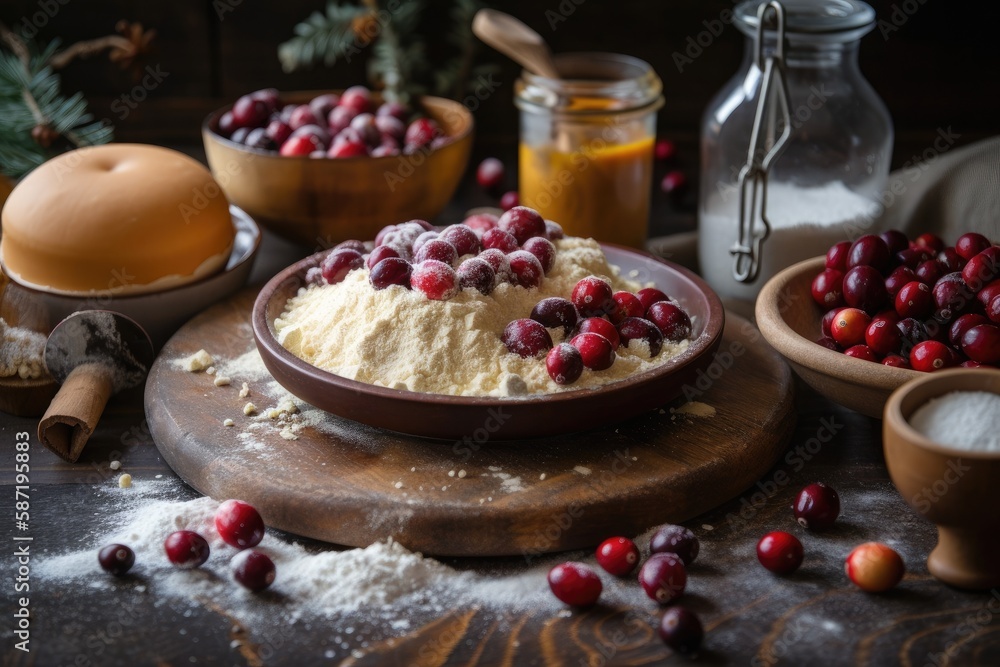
731 1 792 283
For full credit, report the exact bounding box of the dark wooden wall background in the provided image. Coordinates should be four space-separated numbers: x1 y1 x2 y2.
2 0 998 165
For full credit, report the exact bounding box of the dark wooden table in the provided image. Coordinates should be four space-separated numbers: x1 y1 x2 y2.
4 151 1000 667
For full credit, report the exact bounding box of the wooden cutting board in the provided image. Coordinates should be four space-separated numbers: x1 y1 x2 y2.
146 288 794 557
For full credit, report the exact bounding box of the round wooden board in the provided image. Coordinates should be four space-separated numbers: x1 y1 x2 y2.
146 288 794 557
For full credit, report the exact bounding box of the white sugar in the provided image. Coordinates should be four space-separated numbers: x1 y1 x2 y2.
909 391 1000 451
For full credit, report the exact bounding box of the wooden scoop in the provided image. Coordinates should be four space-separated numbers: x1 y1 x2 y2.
472 9 560 79
38 311 153 463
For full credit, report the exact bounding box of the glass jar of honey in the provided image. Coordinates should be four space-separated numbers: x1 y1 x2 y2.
515 53 664 248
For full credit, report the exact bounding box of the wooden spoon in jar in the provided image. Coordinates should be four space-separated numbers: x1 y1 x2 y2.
472 9 560 79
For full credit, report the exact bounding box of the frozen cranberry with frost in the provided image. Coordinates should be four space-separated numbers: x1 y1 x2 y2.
910 340 956 372
577 317 620 348
414 239 458 266
215 499 266 549
546 343 584 385
521 237 556 274
548 562 602 607
636 288 670 314
659 607 703 656
570 332 616 370
879 229 909 255
439 225 480 257
502 319 553 358
826 241 851 271
411 231 439 256
476 157 505 191
339 85 373 114
866 316 902 355
478 248 512 283
321 249 364 284
885 266 917 299
915 259 945 286
963 246 1000 290
499 190 519 211
369 257 412 290
164 530 210 569
498 206 547 245
811 269 845 309
816 336 840 351
612 292 645 321
895 281 933 319
508 250 545 288
98 544 135 576
596 537 640 576
366 244 400 270
639 552 687 603
456 257 495 295
757 531 803 574
545 220 564 240
463 213 499 235
531 297 578 332
647 302 692 342
334 239 366 253
883 354 910 368
650 524 699 565
845 542 904 592
308 92 339 120
844 344 878 362
914 232 945 254
481 228 519 253
793 482 840 531
572 276 614 317
232 550 276 592
411 260 459 300
280 135 321 156
847 234 891 273
327 105 358 134
404 117 440 150
962 324 1000 363
956 232 992 261
844 265 887 314
375 224 397 247
830 308 871 347
933 273 975 321
232 95 269 128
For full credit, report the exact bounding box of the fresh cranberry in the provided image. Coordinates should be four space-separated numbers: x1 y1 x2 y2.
547 562 602 607
369 257 412 290
596 537 640 576
374 115 405 142
291 123 331 145
288 104 319 130
847 234 891 273
481 228 519 253
895 281 933 319
244 128 274 151
830 308 871 347
865 316 903 355
961 360 986 368
915 259 945 286
879 229 909 255
816 336 840 351
404 117 441 150
811 269 845 309
757 531 803 574
955 232 992 261
502 319 553 358
569 332 616 370
328 137 369 158
280 135 322 156
98 544 135 576
231 95 269 128
638 553 687 603
914 232 945 254
659 607 703 655
339 85 373 114
949 313 989 347
572 276 614 317
963 247 1000 290
214 499 266 549
885 266 917 299
647 302 693 342
845 542 904 592
821 307 844 337
896 317 930 354
498 207 547 245
521 237 557 274
439 225 480 257
825 241 852 271
654 139 676 161
576 317 620 348
883 354 910 368
987 294 1000 324
962 324 1000 363
463 213 499 235
910 340 956 372
546 343 584 385
366 244 399 270
321 249 364 284
499 191 520 211
844 344 879 362
478 248 512 283
476 157 505 191
649 524 699 565
309 92 339 120
978 280 1000 308
660 170 687 195
456 258 495 295
414 239 458 266
932 273 975 321
327 105 358 134
545 220 565 240
636 288 670 314
217 111 236 137
265 119 292 145
349 113 381 145
508 250 545 288
793 482 840 531
843 265 887 314
233 550 276 592
374 100 406 121
618 317 664 357
938 248 965 273
164 530 210 569
411 260 459 300
896 247 933 270
230 127 250 144
612 292 645 321
530 297 578 332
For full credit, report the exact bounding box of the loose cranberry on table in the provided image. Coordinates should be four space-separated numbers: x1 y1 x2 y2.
548 562 602 607
498 206 547 245
660 170 687 196
845 542 904 592
456 258 495 295
439 224 481 257
646 301 692 343
756 531 803 574
576 317 620 348
571 276 614 318
793 482 840 531
596 537 641 576
164 530 210 569
502 319 553 358
659 607 704 655
369 257 413 290
649 524 699 565
476 157 505 191
654 138 676 162
214 499 265 549
617 317 664 357
546 343 584 385
411 260 459 301
521 237 557 274
98 543 135 576
320 248 364 285
233 550 276 592
570 332 616 371
530 297 578 332
638 552 687 603
508 250 545 288
499 190 520 211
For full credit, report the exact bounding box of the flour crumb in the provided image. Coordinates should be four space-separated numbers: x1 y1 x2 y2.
539 473 546 481
659 408 666 414
457 470 467 479
239 382 250 398
243 402 257 416
206 366 216 375
279 427 297 441
109 460 121 471
223 419 234 427
178 349 213 372
0 318 47 379
448 470 455 477
394 481 403 489
702 524 714 531
118 474 132 489
214 375 231 387
573 466 592 476
673 402 717 418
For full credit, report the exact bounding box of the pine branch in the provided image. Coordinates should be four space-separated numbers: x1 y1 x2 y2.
278 2 370 73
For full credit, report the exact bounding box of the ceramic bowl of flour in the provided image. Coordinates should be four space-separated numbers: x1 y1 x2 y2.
252 244 725 440
756 256 920 418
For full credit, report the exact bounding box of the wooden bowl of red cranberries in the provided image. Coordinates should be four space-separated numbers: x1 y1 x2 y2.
202 87 473 246
756 231 999 418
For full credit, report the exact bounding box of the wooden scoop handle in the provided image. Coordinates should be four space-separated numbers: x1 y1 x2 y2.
37 364 114 463
473 9 560 79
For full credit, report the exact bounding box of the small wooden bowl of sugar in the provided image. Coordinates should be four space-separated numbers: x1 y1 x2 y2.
884 369 1000 590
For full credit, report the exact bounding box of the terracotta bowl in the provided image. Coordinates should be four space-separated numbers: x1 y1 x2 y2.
756 256 919 417
203 91 474 247
884 368 1000 589
252 244 726 440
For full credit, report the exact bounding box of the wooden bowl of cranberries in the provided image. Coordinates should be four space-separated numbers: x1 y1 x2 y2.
202 86 473 246
756 231 1000 418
